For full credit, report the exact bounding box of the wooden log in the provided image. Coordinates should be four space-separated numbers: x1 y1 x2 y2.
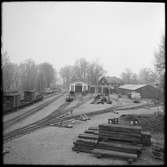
99 140 143 148
78 134 99 140
98 127 141 134
84 130 99 135
96 141 142 155
152 154 164 160
75 138 98 144
99 132 141 143
92 149 138 160
152 151 164 160
72 146 92 153
141 131 151 146
99 129 142 138
74 144 96 149
88 127 98 130
74 140 97 145
152 151 163 157
99 132 141 141
99 124 142 134
152 143 164 151
152 146 164 152
74 141 97 147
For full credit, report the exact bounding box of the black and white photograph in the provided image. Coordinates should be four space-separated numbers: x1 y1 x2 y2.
2 2 165 165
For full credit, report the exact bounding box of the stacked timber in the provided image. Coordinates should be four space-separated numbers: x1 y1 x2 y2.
72 138 98 153
72 127 99 153
78 133 99 140
84 129 98 135
95 141 143 156
141 131 151 146
88 126 98 131
151 140 164 160
91 149 138 162
98 124 142 144
72 124 151 163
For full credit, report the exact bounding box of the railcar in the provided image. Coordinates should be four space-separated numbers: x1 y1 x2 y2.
3 90 43 114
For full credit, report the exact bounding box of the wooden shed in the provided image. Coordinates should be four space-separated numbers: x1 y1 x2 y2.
69 82 88 94
118 84 162 99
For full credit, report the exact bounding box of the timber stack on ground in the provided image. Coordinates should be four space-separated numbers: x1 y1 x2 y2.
151 140 164 161
72 123 151 164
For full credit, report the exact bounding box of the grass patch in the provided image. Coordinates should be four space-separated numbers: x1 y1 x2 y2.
120 113 164 134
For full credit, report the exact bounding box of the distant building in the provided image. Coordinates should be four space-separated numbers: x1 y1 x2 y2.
118 84 162 99
98 76 123 94
69 82 88 93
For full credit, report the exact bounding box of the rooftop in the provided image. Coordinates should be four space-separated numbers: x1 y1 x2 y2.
119 84 147 90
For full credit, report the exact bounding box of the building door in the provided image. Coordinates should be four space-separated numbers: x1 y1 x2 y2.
75 85 82 93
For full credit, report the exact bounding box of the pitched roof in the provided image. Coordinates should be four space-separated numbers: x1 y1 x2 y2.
99 76 123 84
119 84 147 90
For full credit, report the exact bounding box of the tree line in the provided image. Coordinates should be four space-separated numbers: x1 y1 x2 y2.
2 35 164 92
2 56 57 92
59 35 165 91
59 58 106 89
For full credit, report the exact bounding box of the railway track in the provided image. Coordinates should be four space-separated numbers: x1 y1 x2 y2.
3 95 92 143
3 94 64 130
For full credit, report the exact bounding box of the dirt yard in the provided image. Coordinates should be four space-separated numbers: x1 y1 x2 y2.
3 103 164 165
3 95 66 134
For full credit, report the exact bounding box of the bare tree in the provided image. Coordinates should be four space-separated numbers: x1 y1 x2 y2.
19 59 38 90
87 62 106 85
138 68 157 84
59 58 106 87
37 63 56 91
74 58 89 82
59 65 74 89
121 68 138 84
2 52 20 91
154 35 165 90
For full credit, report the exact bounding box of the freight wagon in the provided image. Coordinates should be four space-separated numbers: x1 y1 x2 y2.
3 90 43 114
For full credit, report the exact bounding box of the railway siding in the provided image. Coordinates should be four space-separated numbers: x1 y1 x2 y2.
3 95 92 143
3 94 64 130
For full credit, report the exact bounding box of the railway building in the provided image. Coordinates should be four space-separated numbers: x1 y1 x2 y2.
97 76 123 95
69 82 89 94
118 84 162 99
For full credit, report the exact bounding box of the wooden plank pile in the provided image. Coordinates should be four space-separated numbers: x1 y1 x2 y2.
72 123 152 163
151 140 164 160
91 149 138 163
90 124 144 163
98 124 142 144
72 137 98 153
72 126 99 153
141 131 151 146
95 141 143 155
78 133 99 140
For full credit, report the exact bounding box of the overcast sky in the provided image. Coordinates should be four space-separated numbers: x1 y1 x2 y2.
2 2 165 77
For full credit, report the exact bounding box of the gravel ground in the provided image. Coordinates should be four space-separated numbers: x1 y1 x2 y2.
4 95 66 134
3 103 163 165
3 94 62 122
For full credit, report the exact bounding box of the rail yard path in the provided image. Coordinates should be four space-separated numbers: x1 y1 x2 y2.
3 94 64 131
3 94 93 143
